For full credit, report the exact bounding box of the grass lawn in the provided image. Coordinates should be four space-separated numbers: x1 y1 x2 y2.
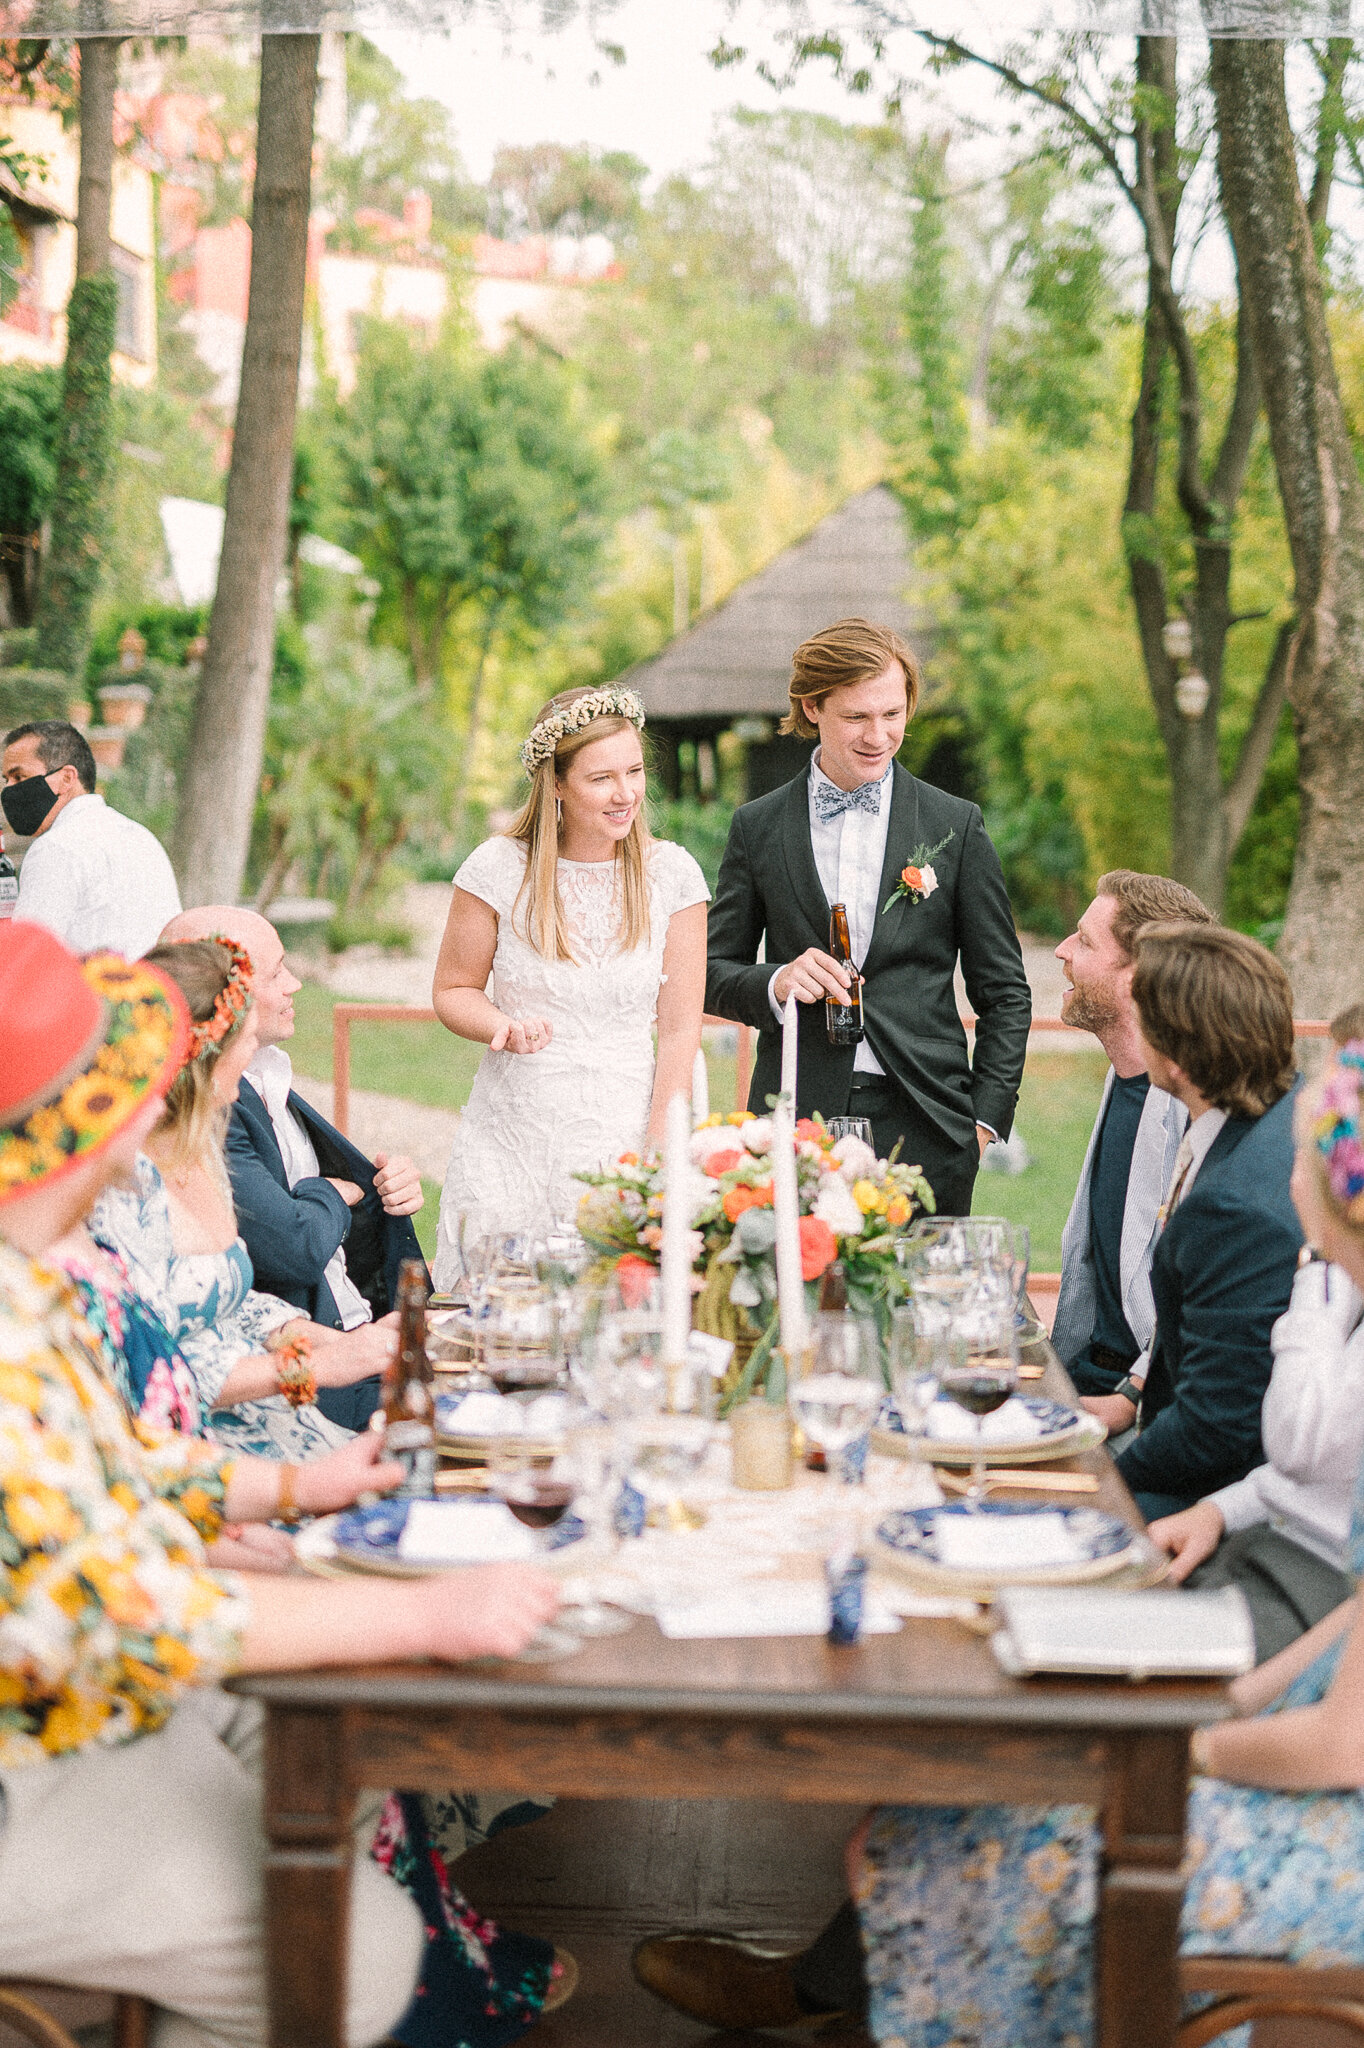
290 984 1106 1273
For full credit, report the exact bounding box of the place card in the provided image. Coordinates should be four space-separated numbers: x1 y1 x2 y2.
397 1500 538 1564
935 1510 1086 1573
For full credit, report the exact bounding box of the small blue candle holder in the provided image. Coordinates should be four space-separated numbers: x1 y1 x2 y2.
824 1551 868 1646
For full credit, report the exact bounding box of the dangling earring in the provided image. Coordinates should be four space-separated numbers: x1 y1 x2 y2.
555 796 563 827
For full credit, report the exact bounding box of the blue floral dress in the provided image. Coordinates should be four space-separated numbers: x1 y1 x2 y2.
89 1155 349 1461
856 1475 1364 2047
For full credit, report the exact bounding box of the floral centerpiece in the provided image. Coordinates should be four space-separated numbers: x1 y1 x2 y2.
575 1112 933 1409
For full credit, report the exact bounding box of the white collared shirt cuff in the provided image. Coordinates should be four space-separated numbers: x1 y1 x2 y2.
768 968 786 1025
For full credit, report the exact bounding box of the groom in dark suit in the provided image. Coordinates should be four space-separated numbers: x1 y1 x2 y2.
705 616 1031 1215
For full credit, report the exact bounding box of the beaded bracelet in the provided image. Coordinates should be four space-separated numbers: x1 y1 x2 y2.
272 1332 317 1410
277 1462 302 1527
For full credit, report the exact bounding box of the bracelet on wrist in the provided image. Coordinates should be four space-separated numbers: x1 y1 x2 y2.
1189 1727 1214 1777
277 1462 302 1527
273 1331 317 1410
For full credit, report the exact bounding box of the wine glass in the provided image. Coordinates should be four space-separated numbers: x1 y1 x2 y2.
938 1296 1020 1507
888 1301 964 1437
482 1274 560 1394
791 1313 883 1485
555 1403 635 1638
485 1439 577 1547
897 1218 977 1316
826 1116 875 1150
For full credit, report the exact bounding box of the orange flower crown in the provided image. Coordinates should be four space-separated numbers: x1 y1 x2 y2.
184 935 254 1060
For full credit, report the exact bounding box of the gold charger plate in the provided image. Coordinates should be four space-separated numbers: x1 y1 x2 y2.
873 1528 1161 1603
871 1411 1107 1466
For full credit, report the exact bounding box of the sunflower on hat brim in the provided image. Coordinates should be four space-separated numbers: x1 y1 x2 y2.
0 925 192 1208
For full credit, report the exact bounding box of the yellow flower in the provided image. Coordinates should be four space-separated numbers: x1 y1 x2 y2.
726 1111 751 1126
8 1483 84 1548
42 1690 112 1754
58 1072 141 1147
152 1633 201 1680
851 1178 881 1214
885 1194 911 1227
1025 1841 1074 1895
0 1361 50 1413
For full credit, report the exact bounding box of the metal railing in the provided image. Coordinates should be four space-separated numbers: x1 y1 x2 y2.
329 1003 1331 1140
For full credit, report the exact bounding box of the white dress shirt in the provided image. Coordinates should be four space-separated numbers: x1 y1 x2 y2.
1164 1107 1229 1215
768 754 891 1076
15 792 181 958
1209 1260 1364 1568
245 1044 373 1330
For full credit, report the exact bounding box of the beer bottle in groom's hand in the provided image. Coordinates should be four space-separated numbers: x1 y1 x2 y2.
825 904 864 1045
382 1259 437 1498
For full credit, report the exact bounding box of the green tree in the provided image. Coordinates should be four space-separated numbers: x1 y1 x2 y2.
333 325 607 838
321 36 482 237
487 141 645 238
0 363 60 627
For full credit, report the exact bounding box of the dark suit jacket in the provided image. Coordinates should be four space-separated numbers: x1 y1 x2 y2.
704 762 1032 1153
1117 1084 1303 1512
227 1078 427 1431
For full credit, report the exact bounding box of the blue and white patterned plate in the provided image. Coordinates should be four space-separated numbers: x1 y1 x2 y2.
872 1394 1107 1466
876 1501 1141 1592
328 1497 586 1577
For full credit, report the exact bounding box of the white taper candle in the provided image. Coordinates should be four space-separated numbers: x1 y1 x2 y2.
772 1096 806 1358
691 1045 709 1126
661 1089 693 1367
781 991 799 1107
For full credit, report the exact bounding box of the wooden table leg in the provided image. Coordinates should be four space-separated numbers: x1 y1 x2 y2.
1096 1731 1191 2048
261 1706 353 2048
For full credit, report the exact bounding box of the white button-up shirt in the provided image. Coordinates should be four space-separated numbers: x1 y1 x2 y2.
14 792 181 958
245 1044 373 1330
767 756 893 1076
1165 1106 1229 1216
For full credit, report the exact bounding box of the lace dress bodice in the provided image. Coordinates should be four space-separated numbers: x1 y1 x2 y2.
434 836 708 1282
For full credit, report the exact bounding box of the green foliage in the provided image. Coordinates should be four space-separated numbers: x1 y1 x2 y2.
254 621 449 918
33 272 117 681
649 797 735 892
322 37 482 236
0 363 60 534
487 141 645 237
0 669 72 727
87 602 209 677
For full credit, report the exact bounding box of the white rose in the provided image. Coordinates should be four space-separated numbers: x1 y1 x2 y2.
742 1115 774 1154
814 1176 865 1239
833 1134 880 1183
918 864 939 898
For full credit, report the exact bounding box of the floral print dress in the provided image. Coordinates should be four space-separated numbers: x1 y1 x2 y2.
856 1468 1364 2048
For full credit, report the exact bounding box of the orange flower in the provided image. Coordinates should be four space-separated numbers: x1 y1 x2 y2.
705 1148 744 1178
798 1214 837 1280
615 1252 657 1307
794 1118 827 1144
901 864 924 892
723 1182 774 1222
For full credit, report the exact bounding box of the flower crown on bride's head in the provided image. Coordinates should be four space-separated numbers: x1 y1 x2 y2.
519 687 646 774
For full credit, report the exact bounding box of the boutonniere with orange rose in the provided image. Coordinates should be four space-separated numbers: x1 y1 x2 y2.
882 831 953 916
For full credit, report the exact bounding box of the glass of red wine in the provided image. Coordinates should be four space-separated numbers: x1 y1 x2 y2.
938 1298 1020 1507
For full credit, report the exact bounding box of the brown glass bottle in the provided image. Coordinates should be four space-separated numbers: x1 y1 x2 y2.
382 1259 437 1498
825 903 864 1044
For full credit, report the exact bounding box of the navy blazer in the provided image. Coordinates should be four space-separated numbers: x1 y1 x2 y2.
227 1078 427 1430
1117 1083 1303 1513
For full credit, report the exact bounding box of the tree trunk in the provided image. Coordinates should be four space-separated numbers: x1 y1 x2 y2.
173 34 319 906
449 608 501 847
32 37 120 683
1211 38 1364 1014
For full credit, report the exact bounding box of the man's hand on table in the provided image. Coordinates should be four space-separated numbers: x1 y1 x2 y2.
1146 1500 1226 1583
1080 1391 1137 1435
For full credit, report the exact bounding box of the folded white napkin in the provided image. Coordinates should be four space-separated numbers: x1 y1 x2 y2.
397 1500 538 1564
924 1395 1043 1446
441 1390 567 1440
934 1510 1085 1573
654 1583 902 1639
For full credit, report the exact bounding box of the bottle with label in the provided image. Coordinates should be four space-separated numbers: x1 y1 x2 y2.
382 1258 437 1499
825 903 864 1045
0 835 16 920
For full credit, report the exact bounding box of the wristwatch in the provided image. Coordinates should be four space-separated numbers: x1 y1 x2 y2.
1111 1375 1143 1410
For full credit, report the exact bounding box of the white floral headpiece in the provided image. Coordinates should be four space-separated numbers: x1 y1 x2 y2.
519 687 646 773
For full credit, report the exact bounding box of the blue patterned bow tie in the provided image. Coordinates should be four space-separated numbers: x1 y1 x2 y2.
813 775 884 823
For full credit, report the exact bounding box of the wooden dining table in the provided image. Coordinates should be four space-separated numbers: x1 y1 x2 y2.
228 1350 1234 2048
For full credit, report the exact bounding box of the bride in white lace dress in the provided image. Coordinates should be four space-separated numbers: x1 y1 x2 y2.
432 686 708 1284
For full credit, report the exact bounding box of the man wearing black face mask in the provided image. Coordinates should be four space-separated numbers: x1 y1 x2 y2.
3 721 180 957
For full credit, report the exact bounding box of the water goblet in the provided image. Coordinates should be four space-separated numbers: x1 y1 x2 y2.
888 1302 964 1437
555 1404 635 1638
791 1313 883 1485
826 1116 875 1150
939 1296 1020 1507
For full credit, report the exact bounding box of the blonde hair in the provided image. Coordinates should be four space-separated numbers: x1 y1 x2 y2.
143 940 253 1198
780 617 921 741
509 688 651 963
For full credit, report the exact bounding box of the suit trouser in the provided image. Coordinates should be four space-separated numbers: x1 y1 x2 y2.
846 1076 980 1218
0 1689 423 2048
